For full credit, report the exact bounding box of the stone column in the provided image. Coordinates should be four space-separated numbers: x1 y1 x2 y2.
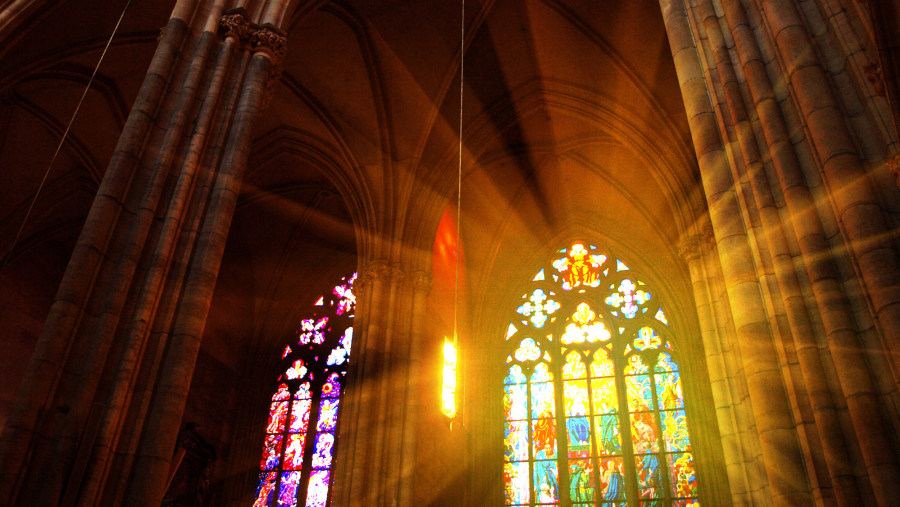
333 261 432 506
689 1 862 502
397 270 432 505
678 232 748 504
756 0 900 390
659 0 811 503
0 2 289 505
339 260 391 504
717 1 900 501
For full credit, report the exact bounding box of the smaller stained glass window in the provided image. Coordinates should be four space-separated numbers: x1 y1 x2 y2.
253 274 356 507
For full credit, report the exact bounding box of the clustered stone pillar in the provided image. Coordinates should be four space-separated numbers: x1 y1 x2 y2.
679 230 758 504
332 261 432 506
661 0 814 504
0 2 288 505
665 0 900 504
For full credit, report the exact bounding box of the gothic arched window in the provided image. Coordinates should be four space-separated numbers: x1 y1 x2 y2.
253 274 356 507
503 244 699 506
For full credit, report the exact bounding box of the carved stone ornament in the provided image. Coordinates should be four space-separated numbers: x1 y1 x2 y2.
864 61 886 97
252 25 288 62
410 271 434 294
888 155 900 189
218 8 252 43
677 234 702 261
701 223 716 248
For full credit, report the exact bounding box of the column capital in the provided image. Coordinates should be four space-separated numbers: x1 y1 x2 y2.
218 8 252 44
888 155 900 189
409 271 434 294
389 263 407 285
677 234 703 261
251 24 288 63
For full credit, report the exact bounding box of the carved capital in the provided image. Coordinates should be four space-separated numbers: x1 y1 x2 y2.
701 224 716 248
888 155 900 189
390 264 407 285
864 61 886 97
677 234 702 261
361 260 391 283
252 24 288 62
410 271 434 294
218 8 252 43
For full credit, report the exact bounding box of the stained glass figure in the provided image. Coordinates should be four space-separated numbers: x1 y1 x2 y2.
504 243 698 505
253 274 356 507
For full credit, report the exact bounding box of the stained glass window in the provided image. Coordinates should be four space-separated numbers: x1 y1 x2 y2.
253 274 356 507
504 244 699 506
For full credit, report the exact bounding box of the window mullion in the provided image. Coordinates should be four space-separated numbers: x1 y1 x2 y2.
551 327 570 507
614 343 639 506
297 381 323 506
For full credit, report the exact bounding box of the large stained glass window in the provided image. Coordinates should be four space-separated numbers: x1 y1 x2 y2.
253 274 356 507
503 244 699 506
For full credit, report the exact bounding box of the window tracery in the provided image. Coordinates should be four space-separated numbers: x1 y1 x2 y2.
504 244 698 506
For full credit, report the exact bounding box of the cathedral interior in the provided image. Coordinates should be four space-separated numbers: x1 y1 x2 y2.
0 0 899 505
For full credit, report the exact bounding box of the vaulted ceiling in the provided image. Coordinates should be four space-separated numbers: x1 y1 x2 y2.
0 0 701 446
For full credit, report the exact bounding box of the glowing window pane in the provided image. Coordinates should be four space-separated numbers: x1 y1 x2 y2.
505 364 527 385
569 459 596 502
514 338 542 362
504 383 527 420
254 472 278 507
590 349 615 378
321 373 342 398
598 457 627 502
505 420 529 461
304 470 330 507
634 327 662 350
668 453 698 498
655 308 669 325
635 453 662 498
563 353 586 380
531 362 553 382
532 417 557 459
285 360 307 381
504 462 531 505
311 432 335 469
277 472 301 507
656 352 679 372
267 402 288 434
531 381 555 419
517 289 561 327
261 435 283 470
316 399 339 432
532 460 560 503
593 412 621 455
289 400 310 434
273 384 290 401
630 413 659 453
661 410 691 452
625 373 654 412
656 370 684 410
283 434 306 470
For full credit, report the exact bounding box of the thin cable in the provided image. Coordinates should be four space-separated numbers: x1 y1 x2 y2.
454 0 465 345
2 0 132 270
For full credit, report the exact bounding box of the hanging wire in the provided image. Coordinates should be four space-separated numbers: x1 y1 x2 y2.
454 0 465 345
1 0 133 270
